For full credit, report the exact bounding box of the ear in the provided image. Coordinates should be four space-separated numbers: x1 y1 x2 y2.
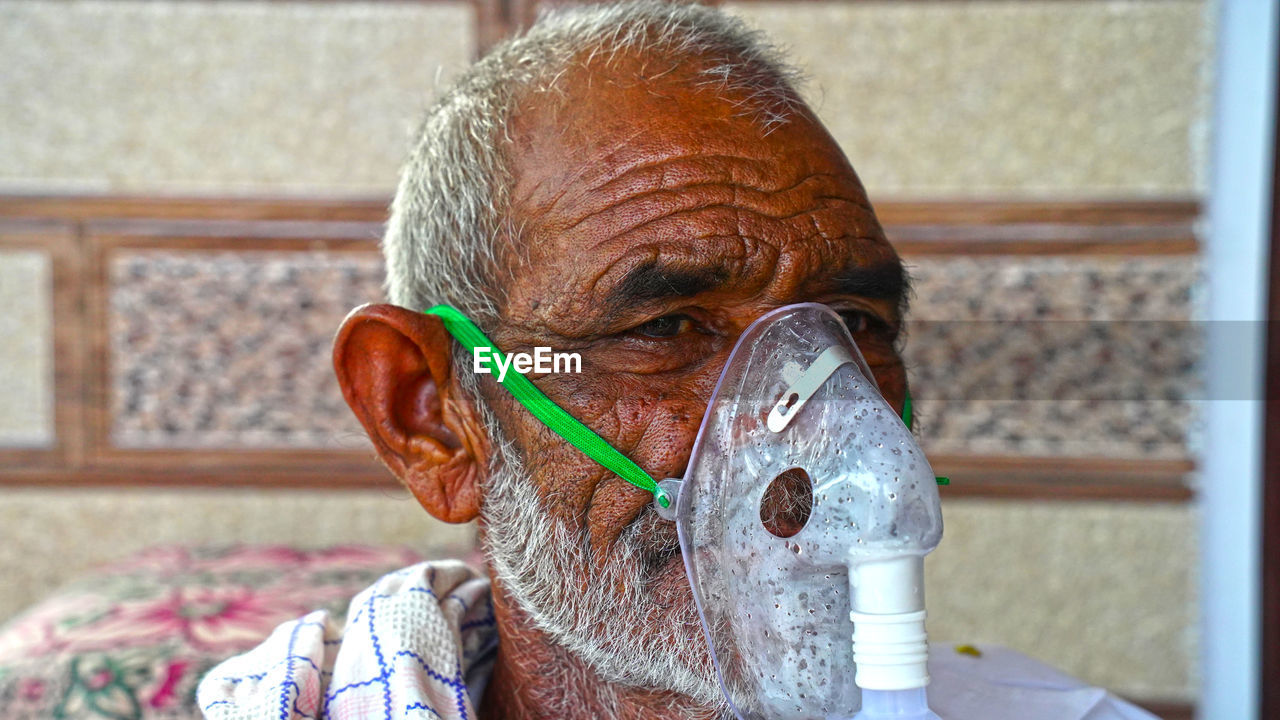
333 304 490 523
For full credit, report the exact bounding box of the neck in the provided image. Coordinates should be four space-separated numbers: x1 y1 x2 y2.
479 579 725 720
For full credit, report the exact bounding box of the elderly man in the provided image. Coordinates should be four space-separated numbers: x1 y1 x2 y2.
196 3 1151 720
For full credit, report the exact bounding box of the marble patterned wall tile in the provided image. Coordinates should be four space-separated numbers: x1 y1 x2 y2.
902 257 1200 458
0 1 474 193
727 0 1211 197
927 499 1196 701
109 251 384 449
0 250 53 447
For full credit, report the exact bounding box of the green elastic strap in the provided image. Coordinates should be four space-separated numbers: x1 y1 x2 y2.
424 305 671 507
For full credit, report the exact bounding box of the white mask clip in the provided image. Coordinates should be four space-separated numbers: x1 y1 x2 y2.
767 344 855 432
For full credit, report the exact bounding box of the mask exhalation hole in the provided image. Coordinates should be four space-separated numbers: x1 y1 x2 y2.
760 467 813 539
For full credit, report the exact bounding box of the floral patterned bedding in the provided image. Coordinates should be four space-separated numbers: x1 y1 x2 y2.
0 545 425 719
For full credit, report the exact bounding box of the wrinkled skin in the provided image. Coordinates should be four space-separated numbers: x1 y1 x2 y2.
334 52 907 720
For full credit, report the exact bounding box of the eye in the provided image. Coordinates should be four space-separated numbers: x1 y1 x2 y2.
837 309 873 334
633 314 693 339
836 308 898 345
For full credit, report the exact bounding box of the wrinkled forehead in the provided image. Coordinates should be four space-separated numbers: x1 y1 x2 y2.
499 50 894 329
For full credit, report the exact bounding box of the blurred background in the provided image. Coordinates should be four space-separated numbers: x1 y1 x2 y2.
0 1 1244 718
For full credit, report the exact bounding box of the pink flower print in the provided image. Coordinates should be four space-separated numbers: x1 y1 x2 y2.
0 593 103 658
193 546 305 573
308 545 421 570
17 677 46 702
71 586 304 653
146 660 189 710
87 668 114 690
56 653 148 720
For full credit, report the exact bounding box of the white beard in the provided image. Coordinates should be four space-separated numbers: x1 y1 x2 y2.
477 429 731 715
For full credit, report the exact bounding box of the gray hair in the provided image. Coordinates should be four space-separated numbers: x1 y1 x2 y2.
382 0 802 338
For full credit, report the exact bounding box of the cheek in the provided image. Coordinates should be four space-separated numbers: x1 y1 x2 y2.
578 375 711 553
545 362 720 474
482 367 715 531
614 382 710 478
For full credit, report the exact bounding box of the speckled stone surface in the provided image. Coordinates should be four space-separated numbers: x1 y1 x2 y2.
902 256 1201 458
0 488 478 622
0 250 53 447
0 0 473 194
927 499 1196 702
109 251 384 448
726 0 1212 197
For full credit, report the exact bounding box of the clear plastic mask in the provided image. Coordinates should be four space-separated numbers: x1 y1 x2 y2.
670 303 944 720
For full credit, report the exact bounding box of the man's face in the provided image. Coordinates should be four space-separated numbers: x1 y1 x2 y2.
476 54 907 705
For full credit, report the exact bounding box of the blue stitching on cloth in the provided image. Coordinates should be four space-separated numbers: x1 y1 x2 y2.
389 649 470 720
366 591 393 719
289 654 323 675
451 657 468 718
212 645 324 687
460 595 497 633
393 650 465 689
290 688 317 720
229 566 488 720
279 621 306 720
324 676 384 704
459 616 496 632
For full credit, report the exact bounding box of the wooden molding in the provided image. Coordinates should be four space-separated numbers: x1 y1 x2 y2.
88 227 384 252
881 198 1200 255
930 455 1195 502
887 221 1198 256
1 449 1195 501
0 193 1201 255
0 193 390 223
0 466 397 489
873 198 1200 226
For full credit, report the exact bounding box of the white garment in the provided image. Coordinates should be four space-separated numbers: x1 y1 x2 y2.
197 560 495 720
197 560 1158 720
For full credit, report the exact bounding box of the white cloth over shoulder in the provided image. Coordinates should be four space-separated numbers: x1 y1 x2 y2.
928 644 1159 720
197 560 495 720
197 559 1157 720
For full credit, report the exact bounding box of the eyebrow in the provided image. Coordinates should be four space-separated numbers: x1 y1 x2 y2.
827 261 909 303
607 258 731 310
603 256 909 319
